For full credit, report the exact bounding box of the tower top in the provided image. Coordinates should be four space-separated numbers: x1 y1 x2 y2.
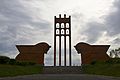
55 14 71 23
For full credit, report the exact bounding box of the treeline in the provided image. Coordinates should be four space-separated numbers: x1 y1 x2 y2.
90 58 120 65
0 56 36 66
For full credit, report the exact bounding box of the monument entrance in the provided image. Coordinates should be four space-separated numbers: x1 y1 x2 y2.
54 14 71 66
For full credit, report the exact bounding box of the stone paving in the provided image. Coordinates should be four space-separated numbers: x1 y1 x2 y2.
0 74 120 80
43 66 82 74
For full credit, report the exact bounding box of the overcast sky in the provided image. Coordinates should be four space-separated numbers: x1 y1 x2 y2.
0 0 120 66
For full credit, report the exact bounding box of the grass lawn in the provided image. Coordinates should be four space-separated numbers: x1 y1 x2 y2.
82 63 120 77
0 64 43 77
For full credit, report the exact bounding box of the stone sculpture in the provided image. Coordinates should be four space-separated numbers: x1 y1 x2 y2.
74 42 110 64
15 42 51 65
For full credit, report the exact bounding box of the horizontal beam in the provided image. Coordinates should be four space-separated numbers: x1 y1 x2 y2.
56 34 70 36
55 18 70 23
55 28 70 29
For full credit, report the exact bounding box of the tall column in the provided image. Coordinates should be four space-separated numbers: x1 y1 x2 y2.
64 23 66 66
64 14 67 66
54 16 56 66
59 28 61 66
59 15 61 66
69 16 71 66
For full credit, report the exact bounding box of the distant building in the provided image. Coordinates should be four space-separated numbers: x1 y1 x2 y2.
15 42 51 65
74 42 110 64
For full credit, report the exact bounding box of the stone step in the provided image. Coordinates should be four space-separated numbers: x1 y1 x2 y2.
43 66 82 74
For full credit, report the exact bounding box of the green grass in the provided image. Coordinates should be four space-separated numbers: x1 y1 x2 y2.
0 64 43 77
82 63 120 77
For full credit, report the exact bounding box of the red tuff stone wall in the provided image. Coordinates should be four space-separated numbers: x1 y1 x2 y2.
74 42 110 64
15 42 51 65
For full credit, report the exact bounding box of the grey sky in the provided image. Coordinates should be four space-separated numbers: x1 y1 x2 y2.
0 0 120 66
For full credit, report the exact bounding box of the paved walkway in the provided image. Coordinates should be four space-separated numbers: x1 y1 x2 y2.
0 74 120 80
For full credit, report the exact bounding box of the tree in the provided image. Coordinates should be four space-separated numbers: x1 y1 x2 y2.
110 48 120 58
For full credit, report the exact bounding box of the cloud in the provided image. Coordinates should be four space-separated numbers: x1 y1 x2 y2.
0 0 51 57
105 0 120 36
113 38 120 44
73 0 120 45
72 13 106 44
82 22 105 43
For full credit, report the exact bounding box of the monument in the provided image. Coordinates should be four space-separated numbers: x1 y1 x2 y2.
15 42 51 65
15 14 111 67
14 14 112 73
54 14 71 66
74 42 110 64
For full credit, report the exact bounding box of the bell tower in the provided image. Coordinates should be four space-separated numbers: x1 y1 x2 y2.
54 14 71 66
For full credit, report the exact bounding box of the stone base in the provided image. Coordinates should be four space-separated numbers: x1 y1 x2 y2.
43 66 82 74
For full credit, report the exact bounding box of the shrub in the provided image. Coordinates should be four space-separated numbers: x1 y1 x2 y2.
27 62 36 65
90 60 108 65
9 59 17 65
0 56 10 64
106 58 120 64
90 61 97 65
15 61 36 66
15 61 27 66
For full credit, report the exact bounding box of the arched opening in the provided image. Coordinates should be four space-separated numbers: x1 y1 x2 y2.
61 29 64 35
61 23 64 28
66 29 69 34
56 23 59 28
56 29 59 34
66 23 69 28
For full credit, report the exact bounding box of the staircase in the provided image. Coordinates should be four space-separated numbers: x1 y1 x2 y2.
43 66 82 74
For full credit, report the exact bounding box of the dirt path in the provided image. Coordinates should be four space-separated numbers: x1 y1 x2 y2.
0 74 120 80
